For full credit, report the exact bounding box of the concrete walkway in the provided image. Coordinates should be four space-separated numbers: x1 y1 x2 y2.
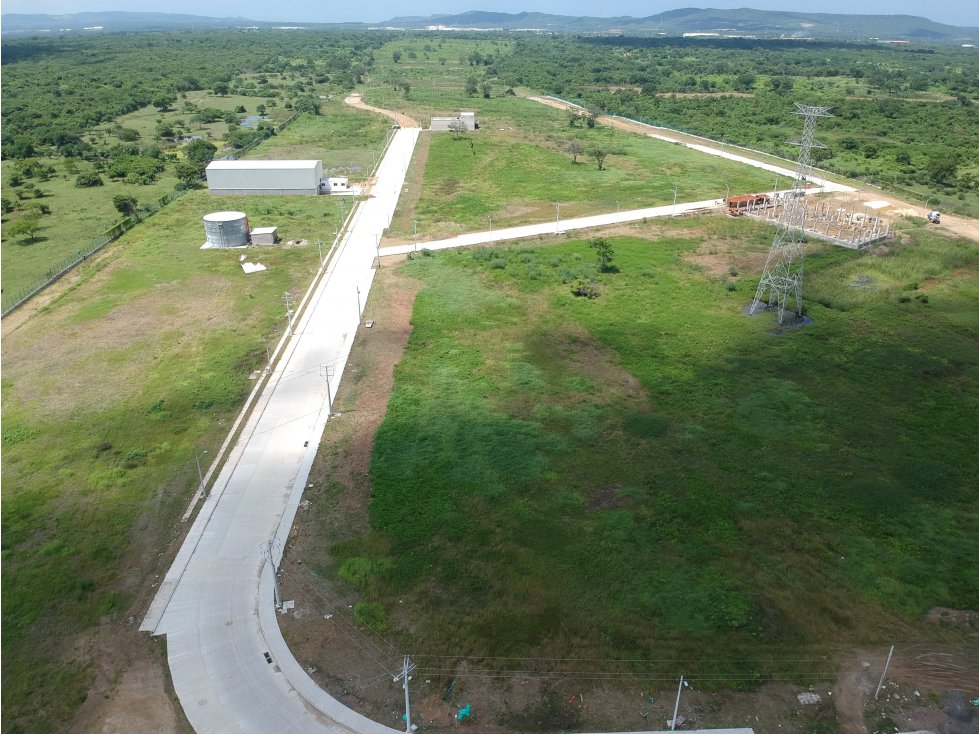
142 129 420 733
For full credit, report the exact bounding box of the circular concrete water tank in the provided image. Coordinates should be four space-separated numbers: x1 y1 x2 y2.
203 211 249 248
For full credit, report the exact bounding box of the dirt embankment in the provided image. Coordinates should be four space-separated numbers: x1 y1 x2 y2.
526 95 979 245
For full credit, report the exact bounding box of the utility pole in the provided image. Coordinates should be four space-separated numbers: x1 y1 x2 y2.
264 540 282 610
319 365 333 415
393 656 417 733
670 675 688 731
413 220 417 237
874 645 894 700
375 233 381 269
315 239 324 267
672 186 678 217
487 215 492 230
282 292 294 335
356 286 362 320
555 202 561 234
195 450 208 497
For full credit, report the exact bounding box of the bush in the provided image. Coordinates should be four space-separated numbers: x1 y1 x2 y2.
571 278 599 298
74 172 103 188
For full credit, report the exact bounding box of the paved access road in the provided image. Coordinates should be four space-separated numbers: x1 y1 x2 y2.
141 129 420 734
378 191 833 259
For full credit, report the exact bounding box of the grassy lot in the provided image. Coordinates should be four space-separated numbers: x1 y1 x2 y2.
252 100 391 179
329 218 979 678
0 100 392 731
1 100 388 309
0 158 181 299
395 113 778 239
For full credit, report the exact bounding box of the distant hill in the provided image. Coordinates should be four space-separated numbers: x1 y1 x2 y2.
0 11 265 33
389 8 978 43
2 9 976 43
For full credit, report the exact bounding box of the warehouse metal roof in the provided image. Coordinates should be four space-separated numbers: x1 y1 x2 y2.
207 160 320 169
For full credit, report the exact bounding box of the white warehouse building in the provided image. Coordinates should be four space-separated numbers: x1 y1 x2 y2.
206 160 324 196
430 111 478 132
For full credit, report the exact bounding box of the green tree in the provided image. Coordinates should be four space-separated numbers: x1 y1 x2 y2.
465 75 479 97
112 194 140 219
293 95 321 115
74 172 104 188
566 140 584 164
589 237 617 273
392 50 402 63
481 81 491 98
184 139 218 165
926 153 959 185
152 95 176 112
588 147 608 171
1 197 15 214
7 215 42 242
174 160 206 186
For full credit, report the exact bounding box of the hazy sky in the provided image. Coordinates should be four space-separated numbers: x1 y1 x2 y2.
2 1 975 28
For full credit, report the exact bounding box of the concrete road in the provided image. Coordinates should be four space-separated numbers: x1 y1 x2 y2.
378 189 837 259
142 129 420 734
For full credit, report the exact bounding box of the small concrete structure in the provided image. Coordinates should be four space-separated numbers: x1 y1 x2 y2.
250 226 278 244
430 111 478 131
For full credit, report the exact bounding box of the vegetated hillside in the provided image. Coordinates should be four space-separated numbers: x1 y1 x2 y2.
386 8 979 42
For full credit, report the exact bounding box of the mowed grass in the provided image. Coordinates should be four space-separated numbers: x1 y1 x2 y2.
333 219 979 679
0 182 341 730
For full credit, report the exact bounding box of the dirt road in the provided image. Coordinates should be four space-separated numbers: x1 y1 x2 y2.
527 95 979 244
344 93 419 128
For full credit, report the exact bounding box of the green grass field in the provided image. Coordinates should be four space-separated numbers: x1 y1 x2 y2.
0 100 388 310
329 219 979 678
0 158 367 732
395 113 778 239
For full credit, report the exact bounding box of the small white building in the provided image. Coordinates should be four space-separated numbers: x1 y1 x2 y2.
430 111 478 131
323 176 350 194
206 160 323 196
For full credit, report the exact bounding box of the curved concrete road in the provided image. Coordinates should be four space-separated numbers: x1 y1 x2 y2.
141 129 419 734
142 117 764 733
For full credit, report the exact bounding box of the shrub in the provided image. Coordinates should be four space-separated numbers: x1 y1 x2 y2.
571 278 599 298
74 172 103 188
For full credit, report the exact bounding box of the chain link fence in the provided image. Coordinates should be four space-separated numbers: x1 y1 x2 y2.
2 110 303 319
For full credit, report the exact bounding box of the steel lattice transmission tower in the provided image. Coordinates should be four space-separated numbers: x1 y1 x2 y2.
749 104 832 324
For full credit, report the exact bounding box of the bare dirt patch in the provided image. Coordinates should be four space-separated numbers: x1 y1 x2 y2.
69 633 187 734
344 93 419 128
